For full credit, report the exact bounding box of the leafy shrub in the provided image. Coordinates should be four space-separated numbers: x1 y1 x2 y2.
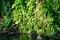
0 0 60 37
12 0 60 35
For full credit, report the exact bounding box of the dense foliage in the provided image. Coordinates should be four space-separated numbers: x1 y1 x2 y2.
0 0 60 37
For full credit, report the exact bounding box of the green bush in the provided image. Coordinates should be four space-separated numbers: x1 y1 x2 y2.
0 0 60 37
12 0 36 33
12 0 60 35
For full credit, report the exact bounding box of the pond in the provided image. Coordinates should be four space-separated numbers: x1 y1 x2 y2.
0 34 59 40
